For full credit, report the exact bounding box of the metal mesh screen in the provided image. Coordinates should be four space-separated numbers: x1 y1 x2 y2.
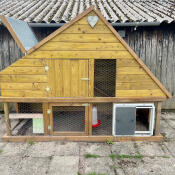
8 103 44 136
53 106 85 132
94 59 116 97
92 103 112 135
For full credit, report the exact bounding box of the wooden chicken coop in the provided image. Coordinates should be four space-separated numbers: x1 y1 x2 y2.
0 7 171 142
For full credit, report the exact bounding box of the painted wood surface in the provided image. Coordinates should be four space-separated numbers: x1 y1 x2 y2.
0 11 173 107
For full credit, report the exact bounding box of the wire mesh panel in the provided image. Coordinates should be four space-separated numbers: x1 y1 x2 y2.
92 103 112 135
94 59 116 97
52 106 85 132
8 103 44 136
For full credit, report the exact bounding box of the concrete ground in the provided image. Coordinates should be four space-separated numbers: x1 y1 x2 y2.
0 112 175 175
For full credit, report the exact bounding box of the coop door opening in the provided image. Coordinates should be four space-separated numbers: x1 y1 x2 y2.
94 59 116 97
52 106 87 135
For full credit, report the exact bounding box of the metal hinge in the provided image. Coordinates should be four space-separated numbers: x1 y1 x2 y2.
45 66 49 72
46 86 50 92
82 103 90 107
81 78 90 81
47 109 51 114
48 125 51 130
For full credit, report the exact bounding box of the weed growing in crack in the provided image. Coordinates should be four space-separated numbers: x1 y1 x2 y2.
85 153 101 158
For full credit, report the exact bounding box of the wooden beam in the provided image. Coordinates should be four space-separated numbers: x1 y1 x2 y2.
4 102 11 136
42 103 49 135
154 102 162 135
0 97 166 103
2 134 163 142
88 104 93 135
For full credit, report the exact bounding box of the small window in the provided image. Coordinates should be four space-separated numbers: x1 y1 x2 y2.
113 103 155 136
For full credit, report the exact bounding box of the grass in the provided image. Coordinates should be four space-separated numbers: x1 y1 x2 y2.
77 172 82 175
28 141 35 146
109 154 143 159
85 153 101 158
0 149 2 153
87 173 108 175
106 139 114 145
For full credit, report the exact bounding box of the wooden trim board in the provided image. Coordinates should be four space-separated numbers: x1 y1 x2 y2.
0 97 166 103
2 134 163 142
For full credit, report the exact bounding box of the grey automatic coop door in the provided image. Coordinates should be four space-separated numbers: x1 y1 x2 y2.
114 107 136 135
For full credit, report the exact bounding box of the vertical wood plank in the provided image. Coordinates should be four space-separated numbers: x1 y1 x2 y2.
4 102 11 136
85 106 89 135
88 104 93 135
55 60 63 97
42 103 49 135
89 59 94 97
154 102 162 135
62 60 71 96
48 59 55 97
71 60 79 96
49 104 54 135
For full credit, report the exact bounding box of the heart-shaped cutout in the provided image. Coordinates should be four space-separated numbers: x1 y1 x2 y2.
87 16 99 28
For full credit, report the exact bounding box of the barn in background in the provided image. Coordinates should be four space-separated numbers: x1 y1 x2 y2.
0 0 175 109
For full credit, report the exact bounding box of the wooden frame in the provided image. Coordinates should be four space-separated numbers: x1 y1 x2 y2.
154 102 162 135
2 134 163 142
0 97 166 103
49 103 89 136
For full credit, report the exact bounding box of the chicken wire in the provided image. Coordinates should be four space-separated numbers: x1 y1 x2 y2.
94 59 116 97
92 103 113 136
52 106 85 132
7 103 44 136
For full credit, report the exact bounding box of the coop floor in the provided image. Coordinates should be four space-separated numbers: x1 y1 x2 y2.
136 120 149 131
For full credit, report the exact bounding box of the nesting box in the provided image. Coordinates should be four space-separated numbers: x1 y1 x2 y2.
0 7 171 142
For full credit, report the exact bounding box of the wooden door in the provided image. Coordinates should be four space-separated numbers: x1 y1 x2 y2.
48 59 89 97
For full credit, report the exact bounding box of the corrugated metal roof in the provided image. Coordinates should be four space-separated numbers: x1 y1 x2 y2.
0 0 175 24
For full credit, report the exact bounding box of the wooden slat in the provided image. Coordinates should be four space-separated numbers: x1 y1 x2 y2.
117 75 155 83
117 59 139 67
1 82 47 90
27 50 133 59
1 90 47 97
2 134 164 142
53 132 87 136
89 59 94 97
10 59 47 67
9 113 43 119
116 89 166 97
0 75 47 83
51 33 119 43
63 24 111 34
4 102 11 136
39 42 126 51
1 66 46 75
85 106 89 135
117 67 147 75
48 59 56 97
154 102 162 135
116 82 158 90
88 104 92 135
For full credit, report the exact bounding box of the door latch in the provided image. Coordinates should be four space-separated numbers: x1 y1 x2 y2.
81 78 90 81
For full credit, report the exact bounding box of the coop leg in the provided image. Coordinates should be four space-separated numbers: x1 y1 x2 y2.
88 104 93 135
4 102 11 136
154 102 162 136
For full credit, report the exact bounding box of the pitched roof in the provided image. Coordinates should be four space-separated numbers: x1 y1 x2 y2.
0 0 175 24
24 6 171 98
